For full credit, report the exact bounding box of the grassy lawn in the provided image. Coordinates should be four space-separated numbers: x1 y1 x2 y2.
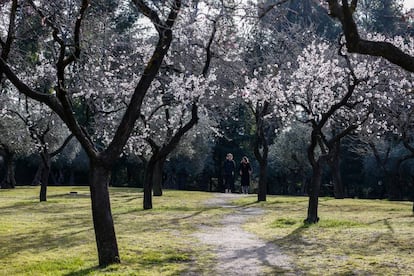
233 195 414 275
0 187 226 275
1 187 413 275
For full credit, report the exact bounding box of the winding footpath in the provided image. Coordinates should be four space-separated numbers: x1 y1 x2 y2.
191 193 296 275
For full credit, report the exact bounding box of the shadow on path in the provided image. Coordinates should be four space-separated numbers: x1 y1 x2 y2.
189 193 298 275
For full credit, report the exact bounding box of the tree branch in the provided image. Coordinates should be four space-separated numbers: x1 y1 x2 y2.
326 0 414 72
50 134 75 157
0 0 17 80
259 0 290 19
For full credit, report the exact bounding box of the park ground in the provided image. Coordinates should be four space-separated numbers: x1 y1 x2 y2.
0 186 413 275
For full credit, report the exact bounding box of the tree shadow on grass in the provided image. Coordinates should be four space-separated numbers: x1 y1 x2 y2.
0 227 93 259
270 223 325 255
64 266 100 276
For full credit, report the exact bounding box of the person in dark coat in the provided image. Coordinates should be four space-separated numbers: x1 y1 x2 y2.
239 156 252 194
223 153 236 193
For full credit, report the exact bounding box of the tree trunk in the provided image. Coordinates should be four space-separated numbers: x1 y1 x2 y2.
331 158 344 199
253 102 269 202
89 161 120 266
143 158 156 210
305 163 322 224
1 151 16 189
31 163 43 186
152 157 166 196
39 152 51 202
257 160 267 201
330 141 344 199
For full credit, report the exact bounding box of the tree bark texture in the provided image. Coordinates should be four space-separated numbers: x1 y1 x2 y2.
143 157 155 210
89 161 120 266
305 163 322 224
152 157 166 196
39 152 51 202
254 101 269 202
257 161 268 201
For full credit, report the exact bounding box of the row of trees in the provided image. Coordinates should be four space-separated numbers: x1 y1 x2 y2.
1 0 413 267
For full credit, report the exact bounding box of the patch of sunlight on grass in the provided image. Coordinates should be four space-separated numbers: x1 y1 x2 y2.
18 257 86 275
3 188 413 275
140 250 191 264
240 194 414 275
315 219 363 228
0 186 224 275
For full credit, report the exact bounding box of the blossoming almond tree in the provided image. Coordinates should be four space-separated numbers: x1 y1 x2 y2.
349 36 414 199
237 66 290 201
0 0 181 266
0 95 34 188
129 72 217 209
5 96 76 201
287 40 389 223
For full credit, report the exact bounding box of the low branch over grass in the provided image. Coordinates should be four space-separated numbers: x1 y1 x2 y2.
327 0 414 72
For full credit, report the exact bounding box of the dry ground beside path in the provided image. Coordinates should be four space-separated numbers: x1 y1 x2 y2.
190 193 297 275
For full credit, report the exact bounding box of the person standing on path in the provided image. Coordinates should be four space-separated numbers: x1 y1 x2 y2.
239 156 252 194
223 153 236 193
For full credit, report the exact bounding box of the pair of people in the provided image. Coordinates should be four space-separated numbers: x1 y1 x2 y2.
223 153 252 194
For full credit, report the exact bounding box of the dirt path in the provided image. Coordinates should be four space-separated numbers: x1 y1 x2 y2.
191 193 296 275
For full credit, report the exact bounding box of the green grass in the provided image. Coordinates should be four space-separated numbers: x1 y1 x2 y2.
1 187 413 275
0 187 223 275
232 195 414 275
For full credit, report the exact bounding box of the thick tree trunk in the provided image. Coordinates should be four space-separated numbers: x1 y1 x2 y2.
152 158 166 197
257 161 267 202
305 163 322 224
89 161 120 266
1 151 16 189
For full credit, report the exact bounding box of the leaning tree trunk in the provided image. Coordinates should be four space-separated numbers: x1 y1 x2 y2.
1 151 16 189
39 152 51 202
305 162 323 224
89 161 120 266
152 157 166 196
